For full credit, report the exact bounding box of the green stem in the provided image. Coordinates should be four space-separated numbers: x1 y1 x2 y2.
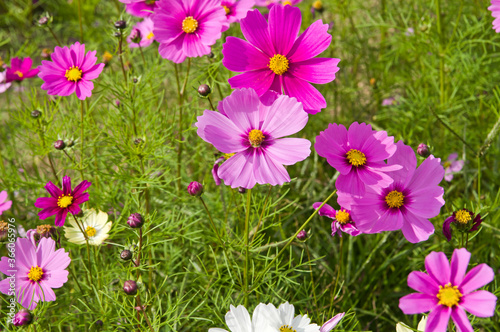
72 214 94 287
48 26 62 47
330 236 344 317
176 59 191 191
244 188 252 307
80 100 85 180
305 243 318 310
435 0 445 106
251 185 272 243
36 118 60 186
118 32 128 84
207 96 216 111
77 0 84 43
199 197 225 248
139 45 146 67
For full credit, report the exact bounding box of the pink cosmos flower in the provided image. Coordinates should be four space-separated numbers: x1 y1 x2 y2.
221 0 255 29
488 0 500 32
321 312 345 332
127 18 155 48
0 237 71 310
0 71 12 93
255 0 302 6
153 0 226 63
34 176 92 227
399 248 497 332
315 122 400 196
222 5 340 114
195 88 311 189
5 57 39 83
338 141 445 243
443 209 482 242
121 0 157 17
442 152 464 182
0 190 12 215
312 202 360 237
38 42 105 100
382 97 397 106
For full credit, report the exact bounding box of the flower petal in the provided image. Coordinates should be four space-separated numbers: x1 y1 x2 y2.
424 251 451 286
399 293 438 314
460 290 497 317
459 263 494 295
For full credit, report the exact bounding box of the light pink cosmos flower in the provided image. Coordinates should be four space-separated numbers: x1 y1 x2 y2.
221 0 255 30
338 141 445 243
442 153 464 182
195 88 311 189
0 237 71 310
312 202 360 237
127 18 155 48
0 190 12 215
315 122 400 196
0 71 12 93
321 312 345 332
120 0 157 17
399 248 497 332
488 0 500 32
5 57 39 83
153 0 226 63
38 42 105 100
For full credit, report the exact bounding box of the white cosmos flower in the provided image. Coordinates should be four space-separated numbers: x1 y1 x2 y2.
209 304 271 332
396 316 427 332
64 209 112 246
256 302 320 332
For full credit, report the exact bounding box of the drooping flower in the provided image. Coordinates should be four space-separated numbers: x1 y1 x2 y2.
127 18 155 48
396 316 427 332
315 122 400 196
195 88 311 189
64 209 112 245
442 209 482 242
222 5 340 114
34 176 92 227
488 0 500 32
0 237 71 310
0 71 12 93
153 0 226 63
399 248 497 332
442 153 464 182
256 302 320 332
221 0 255 29
38 42 105 100
338 141 445 243
320 312 345 332
5 57 39 83
312 202 360 237
0 190 12 215
26 224 60 246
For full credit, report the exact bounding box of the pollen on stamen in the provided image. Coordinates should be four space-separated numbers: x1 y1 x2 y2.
85 226 97 237
147 32 154 40
28 266 44 282
248 129 265 148
437 283 462 307
335 209 350 224
65 66 83 82
57 194 74 208
346 149 367 167
268 54 289 75
182 16 198 34
222 5 231 15
385 190 404 208
455 209 472 224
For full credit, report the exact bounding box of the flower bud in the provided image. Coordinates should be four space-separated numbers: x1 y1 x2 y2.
95 320 104 327
127 213 144 228
114 31 122 38
54 140 66 150
132 77 139 84
417 143 430 158
38 16 49 26
31 110 42 118
133 138 144 145
207 51 215 59
296 230 307 241
12 309 32 326
130 28 142 43
123 280 138 295
41 48 53 59
187 181 203 197
114 20 127 30
120 249 133 261
238 187 246 194
198 84 211 97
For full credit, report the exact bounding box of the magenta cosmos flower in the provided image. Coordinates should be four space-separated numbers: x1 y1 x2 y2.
0 190 12 215
338 141 445 243
221 0 255 28
489 0 500 32
38 42 104 100
315 122 400 196
195 88 311 189
153 0 226 63
442 152 464 182
255 0 302 6
399 248 497 332
119 0 157 17
5 57 39 83
312 202 360 237
0 237 71 310
34 176 91 226
443 209 482 242
128 18 155 48
222 5 340 114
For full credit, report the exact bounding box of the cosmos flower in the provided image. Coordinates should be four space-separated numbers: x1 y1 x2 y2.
212 154 235 185
0 71 12 93
38 42 104 100
321 312 345 332
442 153 464 182
442 209 482 242
382 97 397 106
0 237 71 310
488 0 500 32
0 190 12 215
195 88 310 189
257 302 320 332
121 0 157 17
255 0 302 6
399 248 497 332
26 224 60 246
315 122 400 196
222 4 340 114
312 202 360 237
338 141 445 243
64 209 112 245
396 316 427 332
5 57 39 83
209 304 265 332
221 0 255 29
34 176 92 227
127 18 155 48
153 0 226 63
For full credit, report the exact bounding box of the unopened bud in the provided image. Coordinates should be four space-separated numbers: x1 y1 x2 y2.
187 181 203 197
296 230 307 241
127 213 144 228
54 140 66 150
123 280 137 295
417 143 430 158
31 110 42 118
114 20 127 30
120 249 133 261
12 309 32 326
198 84 211 97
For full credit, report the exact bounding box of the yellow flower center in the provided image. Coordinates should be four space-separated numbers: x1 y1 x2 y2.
224 153 235 160
147 32 154 40
182 16 198 34
57 194 73 208
65 66 82 82
312 0 323 10
103 51 113 62
248 129 265 148
85 226 96 237
385 190 405 208
346 149 367 167
268 54 289 75
28 266 44 282
455 209 472 224
36 224 52 234
14 70 23 78
0 221 7 232
335 209 350 224
223 5 231 15
279 325 296 332
443 161 451 168
437 283 462 307
282 0 292 5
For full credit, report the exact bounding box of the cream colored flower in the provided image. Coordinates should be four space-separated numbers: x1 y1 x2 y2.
64 209 112 246
396 316 427 332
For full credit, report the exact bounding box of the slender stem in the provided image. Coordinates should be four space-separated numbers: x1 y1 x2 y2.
429 107 477 154
47 26 62 47
77 0 84 43
330 236 344 317
305 243 318 309
139 45 146 67
63 150 76 164
36 118 60 186
176 59 191 191
465 232 469 250
118 33 128 84
135 295 154 332
136 227 144 279
80 100 85 180
72 214 94 286
251 185 272 243
243 188 252 307
207 96 215 111
199 197 225 248
477 156 481 207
